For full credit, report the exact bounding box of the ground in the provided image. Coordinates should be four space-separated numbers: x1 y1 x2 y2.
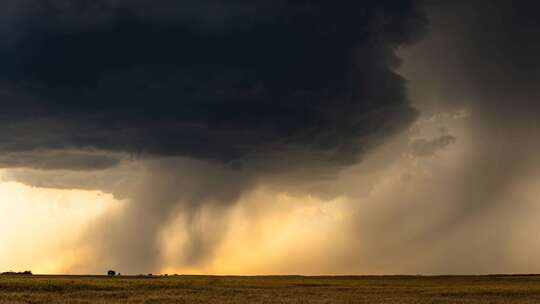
2 275 540 303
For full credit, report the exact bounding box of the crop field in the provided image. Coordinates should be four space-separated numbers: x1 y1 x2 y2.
2 274 540 303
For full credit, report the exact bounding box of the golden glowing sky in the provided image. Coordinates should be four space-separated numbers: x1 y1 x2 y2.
0 172 353 275
0 175 120 274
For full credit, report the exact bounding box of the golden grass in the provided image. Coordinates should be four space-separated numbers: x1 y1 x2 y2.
2 274 540 303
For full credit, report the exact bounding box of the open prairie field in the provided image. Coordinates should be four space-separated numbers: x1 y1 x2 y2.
2 275 540 303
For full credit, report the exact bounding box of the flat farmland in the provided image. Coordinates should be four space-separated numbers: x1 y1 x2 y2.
2 274 540 303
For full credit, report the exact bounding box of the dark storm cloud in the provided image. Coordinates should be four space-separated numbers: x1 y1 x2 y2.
0 0 428 169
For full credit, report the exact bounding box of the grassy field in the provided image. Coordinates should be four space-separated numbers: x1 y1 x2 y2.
2 274 540 303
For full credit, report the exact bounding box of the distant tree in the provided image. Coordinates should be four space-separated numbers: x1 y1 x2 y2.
1 271 32 276
107 270 116 276
117 273 121 276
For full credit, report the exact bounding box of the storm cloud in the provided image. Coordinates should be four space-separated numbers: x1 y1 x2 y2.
4 1 540 275
0 0 427 169
0 0 433 273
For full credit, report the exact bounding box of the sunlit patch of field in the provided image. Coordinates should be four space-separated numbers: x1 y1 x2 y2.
2 275 540 303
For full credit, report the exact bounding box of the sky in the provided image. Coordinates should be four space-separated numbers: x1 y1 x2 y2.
2 0 540 275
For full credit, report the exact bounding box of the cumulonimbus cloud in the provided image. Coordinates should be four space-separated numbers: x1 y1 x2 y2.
0 0 431 273
0 0 428 170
